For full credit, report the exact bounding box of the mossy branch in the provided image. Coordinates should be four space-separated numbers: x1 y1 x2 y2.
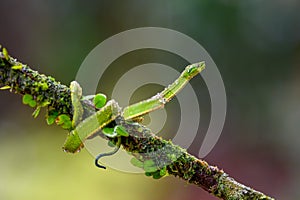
0 46 274 200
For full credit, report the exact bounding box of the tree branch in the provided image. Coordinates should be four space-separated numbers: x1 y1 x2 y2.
0 46 274 200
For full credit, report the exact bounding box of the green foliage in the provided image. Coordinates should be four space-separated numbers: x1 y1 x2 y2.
32 81 49 92
39 101 50 107
152 170 163 179
29 101 37 107
145 166 168 180
145 172 152 177
130 157 168 179
33 101 50 118
22 94 50 118
144 159 157 173
107 140 116 147
46 110 59 125
130 157 144 168
2 48 8 60
167 153 178 162
32 107 41 118
93 93 107 109
56 114 72 130
11 65 23 70
114 125 129 137
22 94 37 107
159 167 167 177
0 85 11 90
102 127 116 137
22 94 33 104
102 125 128 138
40 82 48 90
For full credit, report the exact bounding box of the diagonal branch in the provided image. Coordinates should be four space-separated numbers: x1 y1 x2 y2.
0 46 274 200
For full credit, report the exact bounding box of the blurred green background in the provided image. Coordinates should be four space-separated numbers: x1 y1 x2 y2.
1 1 300 199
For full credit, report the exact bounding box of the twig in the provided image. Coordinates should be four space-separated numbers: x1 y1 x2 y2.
0 46 275 200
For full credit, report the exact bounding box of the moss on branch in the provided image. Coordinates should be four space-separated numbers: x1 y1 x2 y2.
0 47 72 116
0 46 275 200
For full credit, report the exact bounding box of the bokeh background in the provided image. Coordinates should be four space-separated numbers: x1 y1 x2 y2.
1 1 300 199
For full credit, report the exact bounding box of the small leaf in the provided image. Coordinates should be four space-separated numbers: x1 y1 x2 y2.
0 86 11 90
56 114 70 125
47 111 59 125
56 114 72 129
28 100 37 107
114 125 129 137
144 159 155 167
144 160 157 173
130 157 144 168
145 172 152 177
40 82 48 90
144 165 158 173
2 48 9 60
61 121 72 130
152 170 163 179
102 127 117 137
107 141 116 147
32 106 41 118
102 127 114 134
93 93 107 109
40 101 50 107
22 94 33 104
47 115 56 125
168 154 177 162
11 65 23 70
159 166 167 177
